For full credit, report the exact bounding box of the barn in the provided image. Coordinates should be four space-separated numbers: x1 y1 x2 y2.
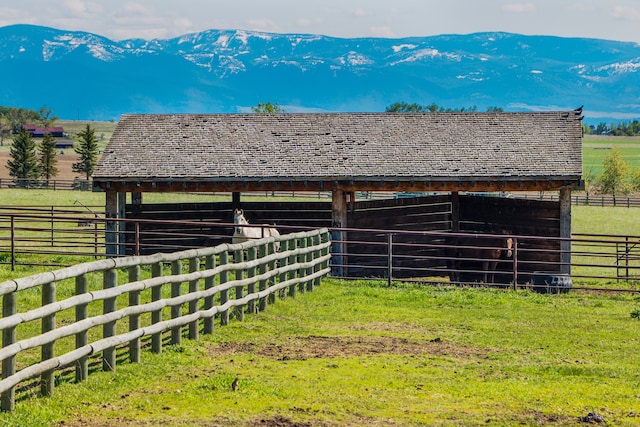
92 111 583 280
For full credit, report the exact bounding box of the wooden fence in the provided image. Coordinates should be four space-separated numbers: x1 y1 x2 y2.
0 228 331 412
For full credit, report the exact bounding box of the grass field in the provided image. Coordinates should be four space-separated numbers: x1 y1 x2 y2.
582 135 640 178
0 280 637 426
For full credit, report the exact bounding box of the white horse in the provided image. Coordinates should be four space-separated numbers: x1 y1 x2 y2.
232 208 280 250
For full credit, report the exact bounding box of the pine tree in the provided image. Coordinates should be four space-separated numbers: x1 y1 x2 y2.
73 124 99 180
7 128 40 187
39 132 59 185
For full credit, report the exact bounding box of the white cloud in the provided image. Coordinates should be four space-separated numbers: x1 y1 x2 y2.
173 18 194 34
370 26 396 38
570 3 595 13
245 18 281 33
352 8 367 18
63 0 102 17
501 2 536 13
612 6 640 23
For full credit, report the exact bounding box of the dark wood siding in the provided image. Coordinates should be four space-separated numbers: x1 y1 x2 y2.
125 195 561 282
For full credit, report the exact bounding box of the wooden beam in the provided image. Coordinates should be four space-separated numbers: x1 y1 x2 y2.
93 179 582 194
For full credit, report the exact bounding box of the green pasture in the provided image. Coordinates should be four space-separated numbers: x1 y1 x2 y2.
582 135 640 178
1 188 640 425
0 280 638 426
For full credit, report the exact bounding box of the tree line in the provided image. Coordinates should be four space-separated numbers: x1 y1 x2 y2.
1 105 99 187
583 120 640 136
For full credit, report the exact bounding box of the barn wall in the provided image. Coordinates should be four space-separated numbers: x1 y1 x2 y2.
458 195 561 282
125 201 332 254
125 195 562 282
346 195 453 278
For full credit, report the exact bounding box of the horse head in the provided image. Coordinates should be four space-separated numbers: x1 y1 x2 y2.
233 209 248 235
505 236 513 258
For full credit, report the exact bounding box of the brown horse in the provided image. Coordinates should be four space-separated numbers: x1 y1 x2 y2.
446 232 513 284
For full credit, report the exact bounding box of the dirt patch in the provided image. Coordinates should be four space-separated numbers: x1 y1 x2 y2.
211 334 492 361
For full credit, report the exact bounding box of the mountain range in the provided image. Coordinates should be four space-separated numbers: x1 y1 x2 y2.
0 24 639 123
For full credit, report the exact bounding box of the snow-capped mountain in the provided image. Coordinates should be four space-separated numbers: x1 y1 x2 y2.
0 24 639 122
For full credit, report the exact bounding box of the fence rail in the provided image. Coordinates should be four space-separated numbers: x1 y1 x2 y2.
0 228 331 412
2 212 640 289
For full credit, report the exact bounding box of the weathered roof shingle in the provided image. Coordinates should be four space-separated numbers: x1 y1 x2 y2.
94 112 582 182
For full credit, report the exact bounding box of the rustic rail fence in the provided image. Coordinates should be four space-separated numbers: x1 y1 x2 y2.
0 228 331 412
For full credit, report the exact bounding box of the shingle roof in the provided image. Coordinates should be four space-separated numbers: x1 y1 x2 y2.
93 112 582 183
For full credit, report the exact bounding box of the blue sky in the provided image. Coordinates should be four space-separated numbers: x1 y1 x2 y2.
2 0 640 42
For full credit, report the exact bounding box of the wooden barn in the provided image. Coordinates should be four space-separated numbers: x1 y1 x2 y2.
92 111 583 280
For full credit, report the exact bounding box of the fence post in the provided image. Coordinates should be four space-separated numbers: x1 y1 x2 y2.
258 244 268 312
281 239 294 299
234 248 244 321
247 247 257 314
188 257 199 340
170 260 182 346
41 281 56 397
298 237 307 294
321 231 331 281
128 265 141 363
387 233 393 287
307 235 317 292
219 251 229 326
151 262 163 353
50 206 54 248
311 234 321 290
1 292 17 412
103 268 117 372
268 239 278 302
75 274 89 382
512 238 518 291
10 216 15 271
203 254 216 334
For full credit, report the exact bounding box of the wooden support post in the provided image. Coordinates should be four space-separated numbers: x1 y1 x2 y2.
103 268 117 372
131 192 142 205
232 192 241 209
118 192 126 256
331 189 347 277
559 187 572 275
105 191 118 257
128 265 141 363
451 191 460 232
75 274 89 382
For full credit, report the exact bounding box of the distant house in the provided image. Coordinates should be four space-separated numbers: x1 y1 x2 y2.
23 125 65 138
55 139 74 149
